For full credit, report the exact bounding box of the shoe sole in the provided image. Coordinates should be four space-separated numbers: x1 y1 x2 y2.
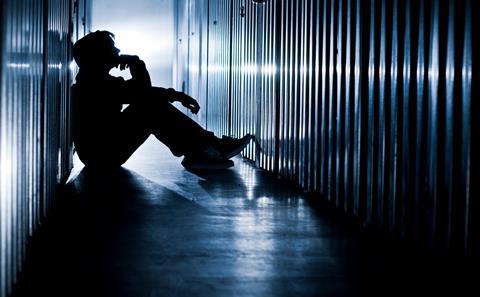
181 159 234 170
222 135 253 160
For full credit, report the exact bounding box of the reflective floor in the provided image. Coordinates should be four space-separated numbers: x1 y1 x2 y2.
13 138 477 297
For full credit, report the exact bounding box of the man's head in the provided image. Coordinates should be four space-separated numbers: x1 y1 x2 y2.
73 30 120 70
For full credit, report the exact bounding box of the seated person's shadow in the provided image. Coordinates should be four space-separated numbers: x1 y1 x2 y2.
69 167 203 216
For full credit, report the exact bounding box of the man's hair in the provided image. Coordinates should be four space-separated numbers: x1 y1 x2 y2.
73 30 115 68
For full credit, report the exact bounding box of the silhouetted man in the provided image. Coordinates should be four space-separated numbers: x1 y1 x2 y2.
72 31 252 170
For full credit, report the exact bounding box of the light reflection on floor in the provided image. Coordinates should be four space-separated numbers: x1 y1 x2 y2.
50 136 417 297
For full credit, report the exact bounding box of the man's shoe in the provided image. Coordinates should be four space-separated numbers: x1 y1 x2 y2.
215 134 253 160
181 156 234 170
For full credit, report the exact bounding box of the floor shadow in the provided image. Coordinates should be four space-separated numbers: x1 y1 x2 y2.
13 165 479 297
14 167 207 297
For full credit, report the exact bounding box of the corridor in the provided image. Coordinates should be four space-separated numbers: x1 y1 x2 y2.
0 0 478 296
12 138 475 297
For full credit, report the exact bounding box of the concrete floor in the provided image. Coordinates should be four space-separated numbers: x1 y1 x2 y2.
13 137 477 297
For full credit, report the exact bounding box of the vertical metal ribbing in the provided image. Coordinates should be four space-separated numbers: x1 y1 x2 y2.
388 0 400 233
306 0 315 191
206 0 232 137
364 0 376 224
312 0 321 192
0 0 3 290
231 0 241 141
460 0 474 255
302 0 310 189
2 1 14 295
178 0 476 255
245 0 249 145
244 1 251 158
343 0 352 213
225 0 232 137
426 0 440 249
240 0 246 141
273 0 281 175
320 0 328 195
278 0 286 176
0 0 74 295
261 1 267 170
461 0 472 256
441 0 455 251
258 2 264 168
241 1 247 155
230 0 234 138
375 0 386 227
292 0 299 183
399 0 412 239
200 0 210 128
285 0 293 178
207 0 214 133
254 2 263 167
335 0 344 209
297 0 305 187
250 1 257 161
267 0 275 171
10 1 18 287
267 0 274 171
283 0 289 176
327 0 337 203
284 0 291 176
271 0 278 171
207 0 212 130
412 0 427 245
352 0 362 217
278 0 286 175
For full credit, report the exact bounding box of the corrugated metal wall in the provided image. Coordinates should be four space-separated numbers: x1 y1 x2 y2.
176 0 478 256
0 0 90 296
175 0 210 127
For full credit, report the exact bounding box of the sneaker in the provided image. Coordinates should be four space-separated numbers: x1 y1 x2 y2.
181 155 234 170
215 134 254 160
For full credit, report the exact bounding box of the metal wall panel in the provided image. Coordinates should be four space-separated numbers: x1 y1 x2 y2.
176 0 477 255
0 0 88 295
206 0 232 136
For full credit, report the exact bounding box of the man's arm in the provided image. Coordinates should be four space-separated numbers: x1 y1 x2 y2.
116 55 200 113
113 55 154 104
119 55 152 89
150 87 200 114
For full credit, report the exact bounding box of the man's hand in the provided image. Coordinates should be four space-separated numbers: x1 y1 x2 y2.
116 54 140 71
173 91 200 114
151 88 201 114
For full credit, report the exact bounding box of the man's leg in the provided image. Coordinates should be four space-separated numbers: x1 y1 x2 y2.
119 99 216 158
117 98 252 169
